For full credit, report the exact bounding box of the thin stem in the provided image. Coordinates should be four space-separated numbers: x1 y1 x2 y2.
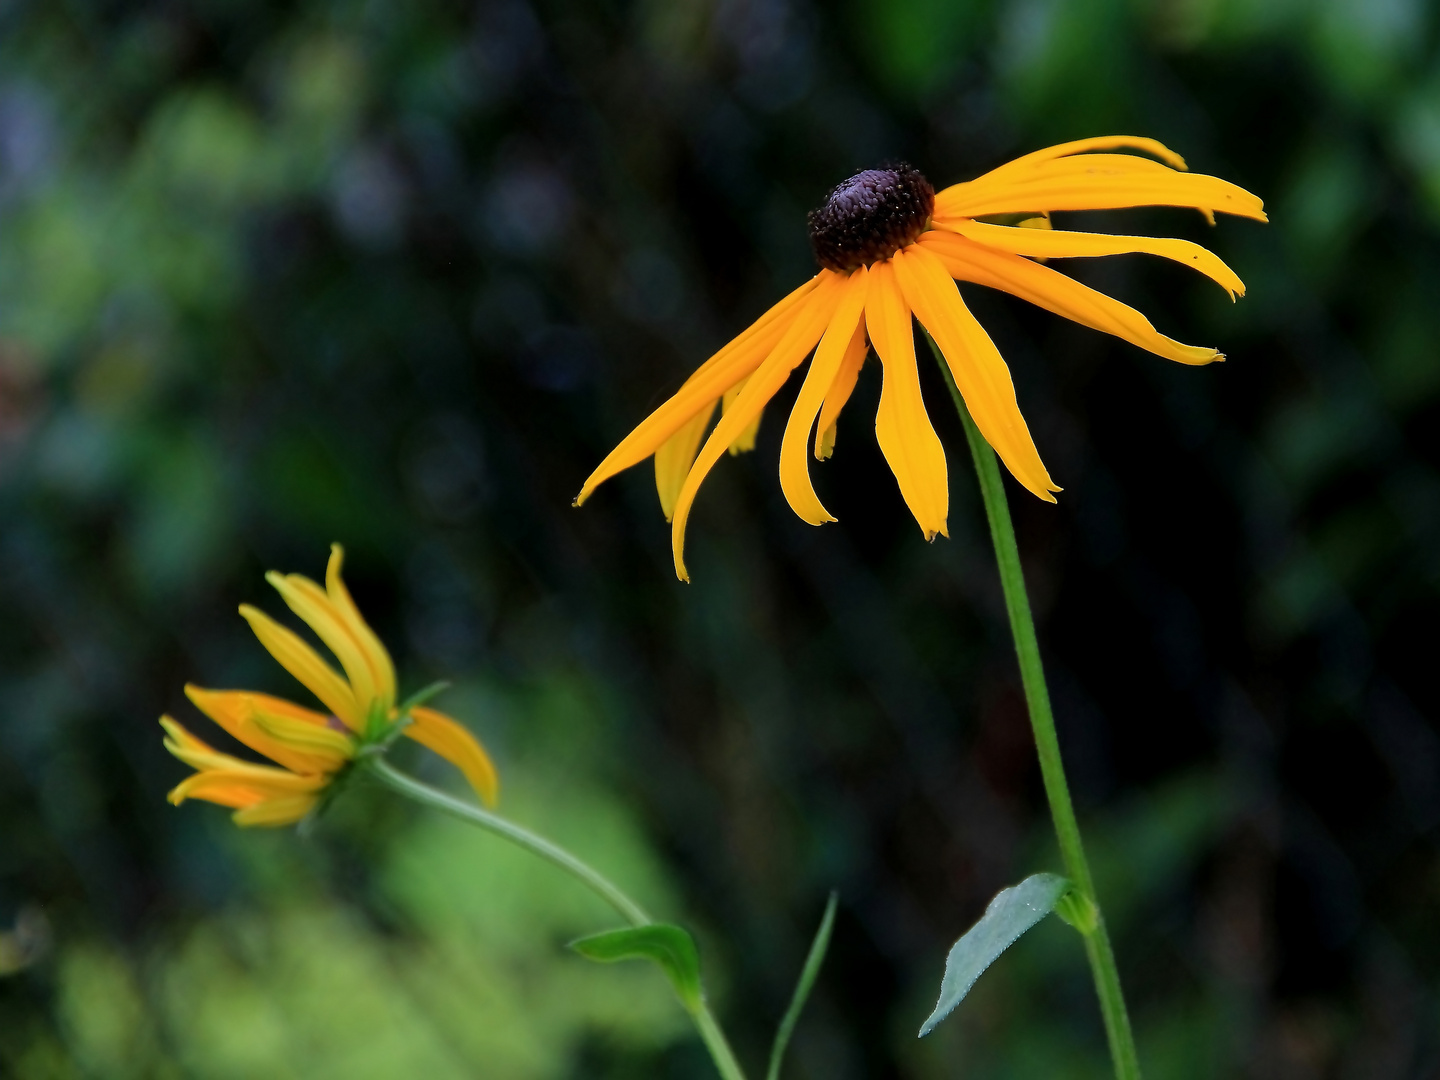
925 333 1141 1080
366 758 748 1080
368 756 650 925
694 1001 750 1080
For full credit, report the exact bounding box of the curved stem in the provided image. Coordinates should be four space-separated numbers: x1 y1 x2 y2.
368 756 649 925
366 758 748 1080
926 333 1142 1080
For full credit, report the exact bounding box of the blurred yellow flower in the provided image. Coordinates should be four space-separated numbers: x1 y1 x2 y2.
575 137 1265 580
161 544 499 827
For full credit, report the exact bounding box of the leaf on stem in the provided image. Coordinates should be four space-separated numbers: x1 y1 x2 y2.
918 873 1072 1037
570 924 704 1014
766 891 839 1080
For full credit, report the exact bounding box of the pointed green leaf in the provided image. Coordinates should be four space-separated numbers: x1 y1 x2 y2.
918 873 1071 1037
570 924 703 1013
766 892 839 1080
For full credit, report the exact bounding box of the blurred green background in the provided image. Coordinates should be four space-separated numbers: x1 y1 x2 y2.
1 0 1438 1076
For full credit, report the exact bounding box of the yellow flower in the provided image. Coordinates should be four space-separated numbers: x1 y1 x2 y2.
575 137 1266 580
161 544 499 827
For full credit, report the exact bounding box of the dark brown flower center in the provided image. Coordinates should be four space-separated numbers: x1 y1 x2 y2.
807 163 935 272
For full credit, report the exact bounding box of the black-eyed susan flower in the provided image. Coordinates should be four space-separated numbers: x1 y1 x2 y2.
575 137 1265 580
161 544 499 827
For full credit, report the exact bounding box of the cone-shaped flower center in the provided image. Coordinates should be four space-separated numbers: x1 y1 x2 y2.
808 163 935 272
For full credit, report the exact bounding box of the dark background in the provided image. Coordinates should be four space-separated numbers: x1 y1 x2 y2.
1 0 1437 1077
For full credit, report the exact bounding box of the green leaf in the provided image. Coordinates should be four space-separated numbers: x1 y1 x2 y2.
766 892 838 1080
918 873 1071 1037
570 924 703 1014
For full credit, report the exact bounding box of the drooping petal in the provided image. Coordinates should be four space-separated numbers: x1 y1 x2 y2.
937 219 1246 299
935 155 1266 222
232 794 321 827
865 259 948 540
655 400 718 522
721 377 763 455
779 266 870 525
184 685 350 774
815 319 869 460
404 706 500 807
576 274 823 506
919 231 1223 366
894 245 1058 502
239 604 363 731
966 136 1189 182
671 271 848 580
324 545 397 710
266 572 383 720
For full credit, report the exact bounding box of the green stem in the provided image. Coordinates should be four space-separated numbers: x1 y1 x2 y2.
366 758 748 1080
925 333 1141 1080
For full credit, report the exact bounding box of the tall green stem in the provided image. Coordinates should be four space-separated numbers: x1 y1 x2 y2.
925 334 1141 1080
366 758 748 1080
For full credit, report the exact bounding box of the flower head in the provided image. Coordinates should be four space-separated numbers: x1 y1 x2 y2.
161 544 499 826
575 137 1265 580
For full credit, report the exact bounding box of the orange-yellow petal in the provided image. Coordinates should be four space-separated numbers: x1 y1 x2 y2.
779 265 870 525
865 259 948 540
239 604 363 730
576 274 822 506
936 154 1266 223
894 245 1057 503
814 318 869 460
324 545 397 709
920 231 1223 366
670 270 848 580
183 686 350 774
655 400 717 522
232 794 321 827
405 706 500 807
938 219 1246 299
167 764 328 807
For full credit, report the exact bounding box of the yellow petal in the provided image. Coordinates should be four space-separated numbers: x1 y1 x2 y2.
919 231 1223 366
967 136 1189 182
937 219 1245 299
232 794 320 827
324 545 397 709
721 378 763 455
814 318 869 460
936 155 1266 222
239 604 363 730
670 271 848 580
248 711 354 769
266 572 383 720
405 706 500 807
576 274 822 506
655 400 718 522
163 721 267 776
183 685 348 774
895 245 1057 502
779 266 870 525
159 715 219 757
865 259 948 540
